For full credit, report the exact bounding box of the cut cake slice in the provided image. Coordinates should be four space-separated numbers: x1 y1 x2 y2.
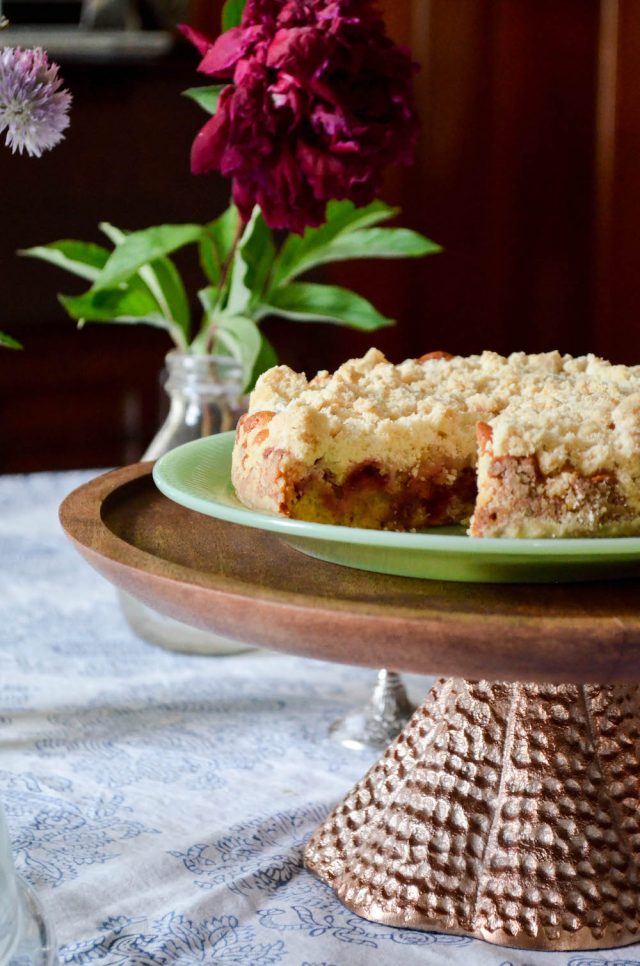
470 383 640 537
231 348 640 537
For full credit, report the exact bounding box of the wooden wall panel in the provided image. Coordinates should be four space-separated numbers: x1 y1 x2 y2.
318 0 601 369
594 0 640 363
480 1 600 355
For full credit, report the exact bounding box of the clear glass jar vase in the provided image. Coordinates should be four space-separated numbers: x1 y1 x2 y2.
0 799 56 964
118 350 254 655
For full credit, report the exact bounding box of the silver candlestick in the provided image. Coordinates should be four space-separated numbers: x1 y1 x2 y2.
329 669 417 750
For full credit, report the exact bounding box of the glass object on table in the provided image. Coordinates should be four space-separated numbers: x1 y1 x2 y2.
80 0 140 29
118 349 254 655
0 800 56 965
329 669 417 750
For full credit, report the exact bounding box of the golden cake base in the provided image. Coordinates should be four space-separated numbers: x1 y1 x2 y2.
305 678 640 951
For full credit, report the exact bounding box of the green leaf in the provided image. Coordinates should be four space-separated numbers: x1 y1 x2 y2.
200 205 241 287
147 256 191 340
215 315 263 391
301 228 442 266
222 0 246 30
262 283 394 331
182 84 227 115
271 200 398 288
94 223 204 291
0 331 22 349
199 242 222 290
198 286 219 316
248 329 278 389
19 240 110 282
208 205 241 262
99 222 190 347
226 207 276 316
59 286 168 327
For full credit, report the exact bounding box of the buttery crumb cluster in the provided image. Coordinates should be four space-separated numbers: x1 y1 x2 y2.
231 348 640 537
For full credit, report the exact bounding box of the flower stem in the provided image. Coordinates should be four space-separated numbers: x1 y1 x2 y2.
198 215 245 351
218 218 244 310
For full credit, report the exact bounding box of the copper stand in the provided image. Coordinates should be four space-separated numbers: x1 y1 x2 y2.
305 678 640 951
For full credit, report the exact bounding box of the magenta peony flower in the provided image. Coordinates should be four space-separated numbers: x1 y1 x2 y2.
181 0 418 233
0 46 71 157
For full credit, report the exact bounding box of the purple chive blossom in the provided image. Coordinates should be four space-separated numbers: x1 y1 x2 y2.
0 46 71 157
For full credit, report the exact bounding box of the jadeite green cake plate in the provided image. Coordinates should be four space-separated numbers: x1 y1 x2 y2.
152 432 640 584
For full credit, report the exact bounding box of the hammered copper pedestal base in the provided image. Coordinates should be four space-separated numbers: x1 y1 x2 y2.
305 678 640 951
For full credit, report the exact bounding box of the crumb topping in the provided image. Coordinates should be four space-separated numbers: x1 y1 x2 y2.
246 348 640 479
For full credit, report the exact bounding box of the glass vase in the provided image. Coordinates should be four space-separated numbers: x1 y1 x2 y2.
118 349 254 655
0 799 56 965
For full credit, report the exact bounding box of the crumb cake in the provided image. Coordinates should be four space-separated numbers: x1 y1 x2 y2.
230 348 640 537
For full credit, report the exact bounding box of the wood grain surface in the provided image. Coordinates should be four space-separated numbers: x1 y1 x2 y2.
59 463 640 684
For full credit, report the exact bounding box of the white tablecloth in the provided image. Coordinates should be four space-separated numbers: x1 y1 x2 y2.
0 470 638 966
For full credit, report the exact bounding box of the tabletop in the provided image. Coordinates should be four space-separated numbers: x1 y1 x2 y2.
1 469 639 966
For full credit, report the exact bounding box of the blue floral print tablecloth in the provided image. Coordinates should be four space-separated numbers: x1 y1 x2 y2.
0 470 638 966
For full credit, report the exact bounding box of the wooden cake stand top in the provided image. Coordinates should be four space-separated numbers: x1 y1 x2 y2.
60 463 640 684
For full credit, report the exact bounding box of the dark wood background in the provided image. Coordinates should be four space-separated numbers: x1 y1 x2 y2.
1 0 638 472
